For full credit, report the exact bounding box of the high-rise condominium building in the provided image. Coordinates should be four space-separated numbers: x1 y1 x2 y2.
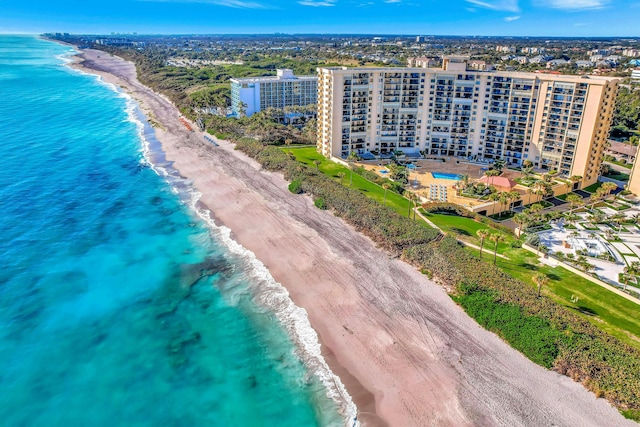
230 69 317 117
317 57 619 188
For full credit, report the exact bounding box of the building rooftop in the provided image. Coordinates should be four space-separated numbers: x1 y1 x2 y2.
231 69 317 84
317 65 620 84
607 140 638 157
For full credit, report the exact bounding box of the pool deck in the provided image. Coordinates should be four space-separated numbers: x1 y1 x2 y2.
361 157 492 205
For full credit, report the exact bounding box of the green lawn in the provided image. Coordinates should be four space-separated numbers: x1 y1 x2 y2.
583 182 603 193
605 171 630 182
609 159 633 170
524 200 553 209
427 212 640 349
496 248 640 349
288 147 414 217
424 212 515 253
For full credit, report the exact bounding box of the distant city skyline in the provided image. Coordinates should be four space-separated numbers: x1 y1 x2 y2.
1 0 639 37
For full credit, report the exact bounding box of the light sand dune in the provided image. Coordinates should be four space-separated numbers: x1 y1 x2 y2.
69 48 635 427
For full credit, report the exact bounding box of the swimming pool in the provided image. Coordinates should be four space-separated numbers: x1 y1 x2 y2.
380 169 389 174
432 172 463 180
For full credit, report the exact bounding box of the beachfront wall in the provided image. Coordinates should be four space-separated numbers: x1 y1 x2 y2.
317 60 619 185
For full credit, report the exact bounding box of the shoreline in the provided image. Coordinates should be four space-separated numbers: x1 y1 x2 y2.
60 44 364 426
60 43 636 427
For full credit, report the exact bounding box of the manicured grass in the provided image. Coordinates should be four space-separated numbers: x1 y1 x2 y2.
424 212 514 253
288 147 414 217
429 211 640 349
609 159 633 170
604 171 630 182
579 222 600 230
524 200 553 209
606 202 632 211
495 247 640 349
583 182 603 193
515 177 538 187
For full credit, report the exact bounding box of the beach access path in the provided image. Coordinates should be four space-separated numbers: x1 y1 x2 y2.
70 48 635 427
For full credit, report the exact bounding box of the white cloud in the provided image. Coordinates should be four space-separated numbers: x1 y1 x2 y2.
299 0 336 5
138 0 268 8
538 0 607 9
385 0 402 3
465 0 519 12
504 15 520 21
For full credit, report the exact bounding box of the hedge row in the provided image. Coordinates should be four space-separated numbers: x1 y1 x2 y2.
231 136 640 418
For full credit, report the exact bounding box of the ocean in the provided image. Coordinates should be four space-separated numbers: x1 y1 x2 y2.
0 35 352 426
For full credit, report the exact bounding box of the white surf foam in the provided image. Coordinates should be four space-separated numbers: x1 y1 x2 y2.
105 80 359 426
193 201 359 427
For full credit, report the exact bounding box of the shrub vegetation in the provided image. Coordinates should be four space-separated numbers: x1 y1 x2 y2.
228 136 640 419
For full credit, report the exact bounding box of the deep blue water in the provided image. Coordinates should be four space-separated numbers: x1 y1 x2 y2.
0 36 347 426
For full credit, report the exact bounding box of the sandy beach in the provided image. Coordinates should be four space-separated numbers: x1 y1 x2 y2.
69 48 636 427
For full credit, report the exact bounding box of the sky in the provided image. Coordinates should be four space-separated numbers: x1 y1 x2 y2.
1 0 639 37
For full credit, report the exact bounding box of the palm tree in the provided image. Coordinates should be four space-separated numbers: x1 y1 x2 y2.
407 193 415 218
493 158 506 174
347 151 359 186
382 183 391 204
532 273 549 298
569 175 583 191
460 174 470 195
565 212 579 226
610 212 626 233
529 203 544 214
589 188 606 209
485 169 500 186
498 192 510 218
588 211 605 226
313 159 321 170
488 191 502 216
601 182 618 201
531 180 546 203
337 171 346 185
513 213 528 237
489 234 505 265
507 190 521 213
566 193 582 215
624 261 640 290
477 229 490 259
538 244 550 258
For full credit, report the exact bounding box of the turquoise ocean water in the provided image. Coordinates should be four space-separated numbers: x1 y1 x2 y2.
0 36 352 426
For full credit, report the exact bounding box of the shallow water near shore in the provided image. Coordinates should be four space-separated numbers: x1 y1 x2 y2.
0 35 345 426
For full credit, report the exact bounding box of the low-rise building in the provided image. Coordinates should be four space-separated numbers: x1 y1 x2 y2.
407 57 439 68
606 140 637 163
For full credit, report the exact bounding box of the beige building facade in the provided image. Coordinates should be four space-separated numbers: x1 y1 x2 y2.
628 161 640 196
317 57 619 188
